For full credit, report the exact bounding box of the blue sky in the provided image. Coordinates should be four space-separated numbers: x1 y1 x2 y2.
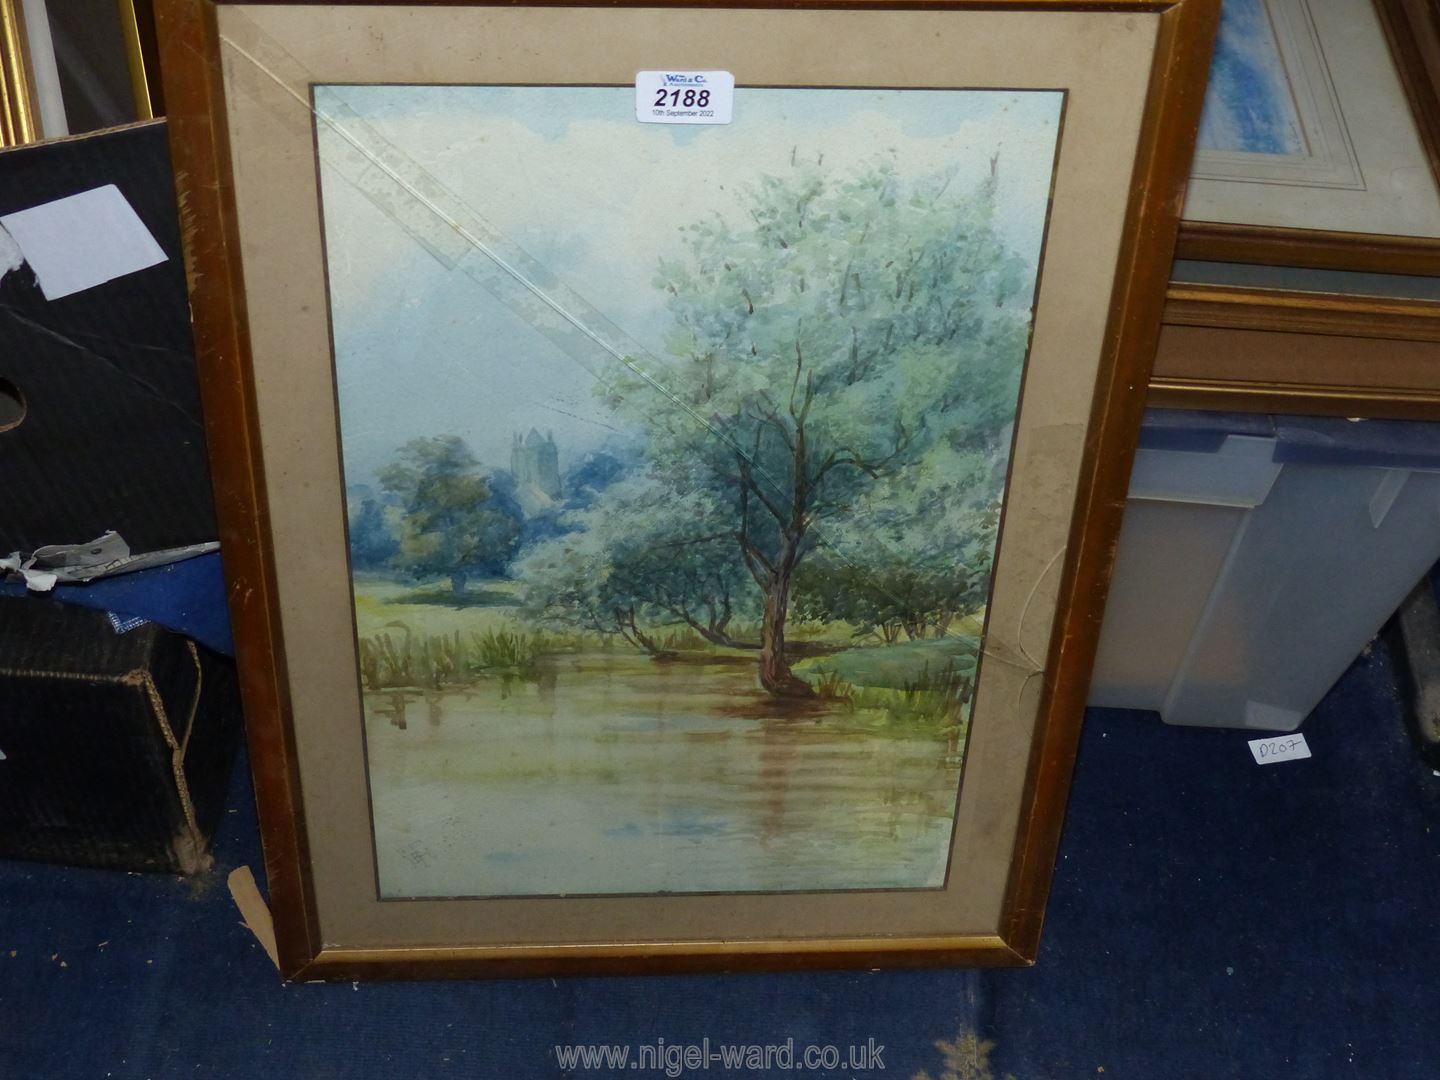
314 86 1063 483
1198 0 1306 155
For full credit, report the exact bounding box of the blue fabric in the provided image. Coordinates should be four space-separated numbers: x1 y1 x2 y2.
0 551 232 655
0 639 1434 1077
986 643 1440 1078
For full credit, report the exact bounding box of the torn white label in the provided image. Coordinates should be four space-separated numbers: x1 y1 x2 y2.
22 570 57 593
0 184 166 300
0 552 53 591
0 225 22 286
0 748 7 761
2 532 219 587
635 71 734 125
1248 733 1311 765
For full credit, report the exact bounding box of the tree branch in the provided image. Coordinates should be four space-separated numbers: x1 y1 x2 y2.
735 477 775 587
736 451 790 528
788 337 805 421
810 423 913 487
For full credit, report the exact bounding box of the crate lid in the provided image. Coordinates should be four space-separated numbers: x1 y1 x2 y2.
1271 417 1440 470
1138 410 1275 453
1141 410 1440 470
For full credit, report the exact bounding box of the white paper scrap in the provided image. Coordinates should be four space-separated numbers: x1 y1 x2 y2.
0 184 166 300
0 225 22 285
1248 733 1312 765
636 71 734 125
22 570 57 593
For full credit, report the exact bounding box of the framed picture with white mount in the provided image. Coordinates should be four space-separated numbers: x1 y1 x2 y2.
1176 0 1440 273
157 0 1219 979
1156 0 1440 417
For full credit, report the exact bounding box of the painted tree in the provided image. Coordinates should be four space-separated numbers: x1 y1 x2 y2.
378 435 521 595
515 522 664 652
795 442 1008 642
517 470 755 653
602 153 1034 694
347 495 399 569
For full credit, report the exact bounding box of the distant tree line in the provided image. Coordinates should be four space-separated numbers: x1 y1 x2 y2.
347 434 627 593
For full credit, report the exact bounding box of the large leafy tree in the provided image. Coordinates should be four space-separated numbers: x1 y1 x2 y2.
602 154 1034 695
379 435 521 595
796 434 1008 643
517 470 755 653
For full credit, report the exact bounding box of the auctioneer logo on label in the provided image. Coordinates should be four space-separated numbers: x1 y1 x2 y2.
635 70 735 125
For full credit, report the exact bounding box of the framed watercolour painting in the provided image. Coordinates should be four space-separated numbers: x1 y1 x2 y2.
156 0 1218 978
1177 0 1440 273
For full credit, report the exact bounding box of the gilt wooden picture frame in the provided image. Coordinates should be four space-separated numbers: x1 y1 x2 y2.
1176 0 1440 274
156 0 1216 979
1158 0 1440 420
0 0 160 146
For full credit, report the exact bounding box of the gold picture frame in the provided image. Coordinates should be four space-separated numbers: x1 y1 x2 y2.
156 0 1217 979
1176 0 1440 274
0 0 159 146
1154 0 1440 420
0 0 39 145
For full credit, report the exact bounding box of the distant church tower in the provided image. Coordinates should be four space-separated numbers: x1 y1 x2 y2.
510 429 562 503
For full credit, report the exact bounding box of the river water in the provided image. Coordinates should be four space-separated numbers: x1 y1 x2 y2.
363 652 965 898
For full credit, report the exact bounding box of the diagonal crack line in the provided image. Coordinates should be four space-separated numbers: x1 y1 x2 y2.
0 305 205 434
0 306 196 363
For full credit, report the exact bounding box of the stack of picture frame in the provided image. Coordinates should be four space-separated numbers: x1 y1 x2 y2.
1157 0 1440 417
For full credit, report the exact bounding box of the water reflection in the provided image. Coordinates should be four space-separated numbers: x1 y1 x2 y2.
364 652 965 898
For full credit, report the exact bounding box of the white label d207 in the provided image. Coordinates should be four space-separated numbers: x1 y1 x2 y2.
1248 733 1311 765
635 71 734 125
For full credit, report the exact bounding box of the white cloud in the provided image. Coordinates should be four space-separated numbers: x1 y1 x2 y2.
320 87 1059 335
314 86 1062 477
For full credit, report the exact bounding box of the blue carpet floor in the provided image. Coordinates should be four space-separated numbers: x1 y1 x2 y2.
2 638 1436 1079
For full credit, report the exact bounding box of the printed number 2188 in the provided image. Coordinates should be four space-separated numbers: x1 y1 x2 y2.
654 88 711 108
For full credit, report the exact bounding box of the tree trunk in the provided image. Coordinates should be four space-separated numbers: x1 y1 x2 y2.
450 571 468 596
618 608 672 658
758 570 813 697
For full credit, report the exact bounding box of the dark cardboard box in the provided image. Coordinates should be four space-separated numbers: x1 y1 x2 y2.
0 596 241 874
0 119 216 556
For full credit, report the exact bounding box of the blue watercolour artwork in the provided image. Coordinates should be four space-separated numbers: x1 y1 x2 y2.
313 83 1066 899
1198 0 1305 155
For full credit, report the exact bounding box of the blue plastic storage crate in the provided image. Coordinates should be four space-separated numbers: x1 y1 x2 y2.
1090 412 1440 730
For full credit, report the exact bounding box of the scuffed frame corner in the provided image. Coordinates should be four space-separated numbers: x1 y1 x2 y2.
155 0 322 980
